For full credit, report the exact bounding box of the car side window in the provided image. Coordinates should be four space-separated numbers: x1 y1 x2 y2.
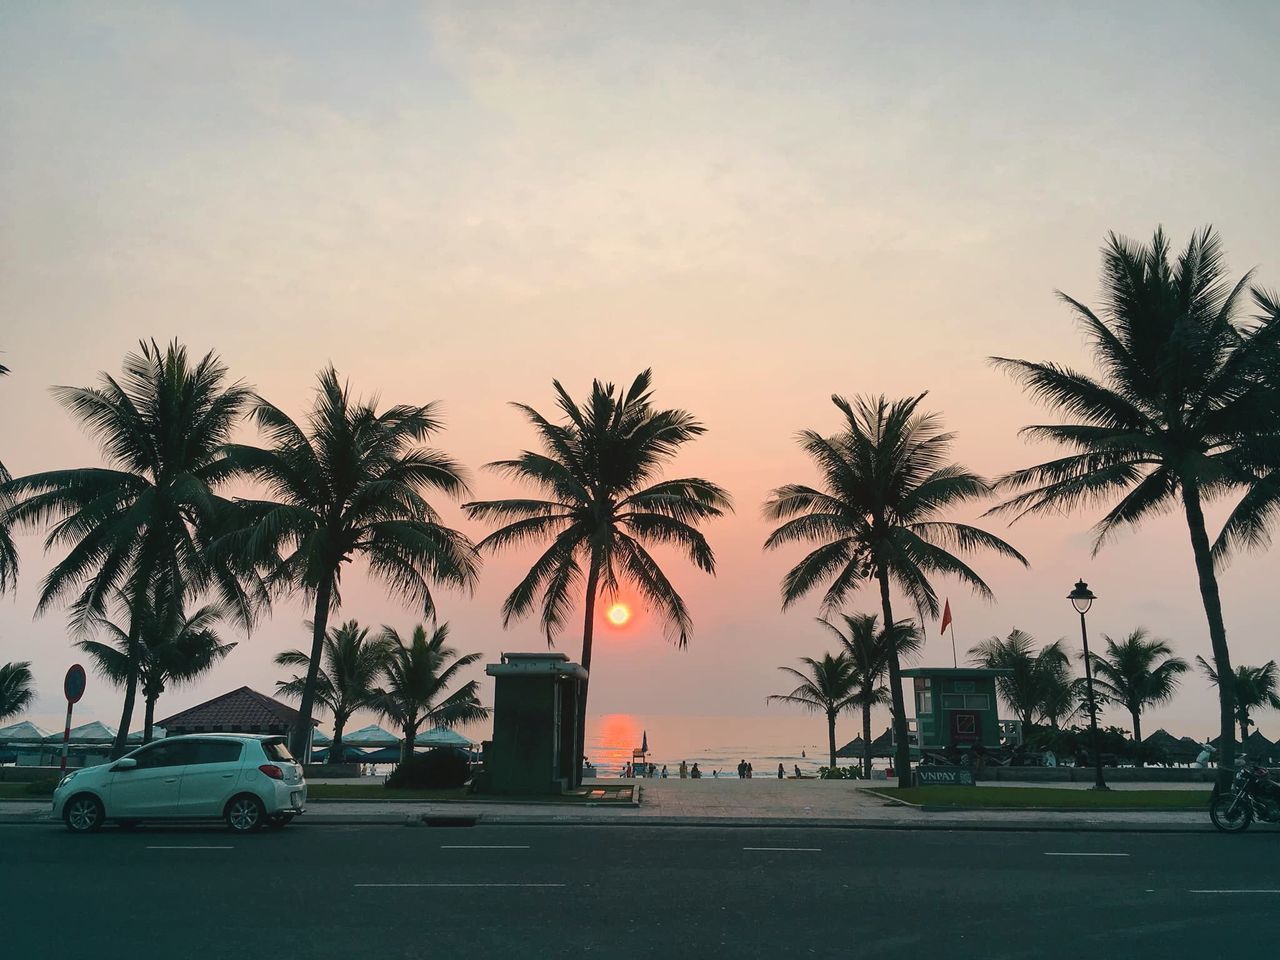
190 740 243 765
133 741 193 769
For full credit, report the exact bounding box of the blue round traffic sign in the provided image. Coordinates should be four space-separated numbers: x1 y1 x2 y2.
64 664 87 704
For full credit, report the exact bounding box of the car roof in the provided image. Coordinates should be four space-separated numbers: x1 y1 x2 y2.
154 733 284 742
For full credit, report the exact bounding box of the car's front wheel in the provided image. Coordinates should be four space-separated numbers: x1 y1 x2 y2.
225 794 266 833
64 794 104 834
1210 793 1253 833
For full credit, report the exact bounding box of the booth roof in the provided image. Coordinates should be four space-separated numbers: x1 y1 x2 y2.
417 726 472 748
341 724 401 747
0 720 51 742
42 720 117 744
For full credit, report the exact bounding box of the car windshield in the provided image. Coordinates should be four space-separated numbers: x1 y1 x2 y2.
262 740 294 762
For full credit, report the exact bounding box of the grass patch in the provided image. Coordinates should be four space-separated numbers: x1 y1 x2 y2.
0 781 55 799
870 786 1210 810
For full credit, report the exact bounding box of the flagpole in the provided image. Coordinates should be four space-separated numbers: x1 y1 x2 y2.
949 622 958 668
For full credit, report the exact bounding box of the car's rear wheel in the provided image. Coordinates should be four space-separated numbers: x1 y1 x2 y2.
266 813 295 830
225 794 266 833
64 794 104 833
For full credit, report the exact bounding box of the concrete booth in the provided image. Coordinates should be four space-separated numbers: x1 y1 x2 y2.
476 652 587 796
903 666 1009 785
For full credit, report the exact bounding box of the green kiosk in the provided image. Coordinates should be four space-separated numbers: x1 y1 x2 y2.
477 652 587 796
902 666 1008 785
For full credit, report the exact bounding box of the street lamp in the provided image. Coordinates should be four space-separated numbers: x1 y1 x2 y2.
1068 579 1108 791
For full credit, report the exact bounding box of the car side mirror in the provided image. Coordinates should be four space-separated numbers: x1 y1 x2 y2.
113 758 138 772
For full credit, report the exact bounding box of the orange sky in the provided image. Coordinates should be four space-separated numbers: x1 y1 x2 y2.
2 2 1278 741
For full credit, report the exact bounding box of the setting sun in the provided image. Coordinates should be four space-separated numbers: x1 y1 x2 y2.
606 603 631 626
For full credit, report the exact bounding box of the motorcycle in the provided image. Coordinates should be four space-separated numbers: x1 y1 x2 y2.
1209 761 1280 832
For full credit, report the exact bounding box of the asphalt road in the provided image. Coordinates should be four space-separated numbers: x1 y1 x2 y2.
4 822 1279 959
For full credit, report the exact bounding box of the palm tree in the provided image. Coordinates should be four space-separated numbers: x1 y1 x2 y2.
79 599 235 743
2 341 251 756
969 630 1073 730
220 367 479 757
276 620 393 763
764 394 1027 786
373 622 488 765
1088 629 1188 765
0 359 17 595
0 661 35 723
767 653 860 769
989 228 1280 774
819 613 922 777
463 370 730 777
1198 656 1280 746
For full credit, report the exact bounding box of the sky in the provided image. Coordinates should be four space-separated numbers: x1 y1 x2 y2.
2 1 1278 745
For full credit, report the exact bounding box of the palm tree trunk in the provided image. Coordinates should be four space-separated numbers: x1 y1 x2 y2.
1181 482 1235 783
572 555 601 786
1239 712 1249 749
332 712 347 765
401 722 418 766
292 576 334 760
143 693 158 745
109 617 143 760
827 708 838 769
877 568 912 789
862 699 873 779
1131 709 1143 768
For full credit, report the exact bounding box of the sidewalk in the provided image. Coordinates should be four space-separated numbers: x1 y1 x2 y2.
2 778 1213 832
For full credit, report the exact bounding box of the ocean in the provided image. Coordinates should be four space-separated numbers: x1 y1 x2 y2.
584 712 883 778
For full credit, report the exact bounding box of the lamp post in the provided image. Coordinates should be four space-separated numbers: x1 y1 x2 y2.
1069 579 1108 791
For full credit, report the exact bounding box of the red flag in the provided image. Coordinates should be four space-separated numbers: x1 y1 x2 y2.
939 599 953 635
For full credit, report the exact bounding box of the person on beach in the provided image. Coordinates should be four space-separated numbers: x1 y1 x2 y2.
794 765 802 778
737 760 746 779
661 765 668 778
747 762 753 778
777 763 784 779
691 763 701 779
679 760 688 779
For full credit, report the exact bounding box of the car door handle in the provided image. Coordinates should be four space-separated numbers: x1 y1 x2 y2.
221 773 234 778
163 777 178 783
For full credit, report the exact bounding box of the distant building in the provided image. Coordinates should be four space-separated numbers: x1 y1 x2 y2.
157 686 317 755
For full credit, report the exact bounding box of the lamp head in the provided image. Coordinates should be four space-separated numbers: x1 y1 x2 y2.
1068 579 1096 615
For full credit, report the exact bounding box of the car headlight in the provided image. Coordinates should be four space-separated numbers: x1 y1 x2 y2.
57 770 81 789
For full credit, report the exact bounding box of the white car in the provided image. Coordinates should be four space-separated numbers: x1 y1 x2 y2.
52 734 307 833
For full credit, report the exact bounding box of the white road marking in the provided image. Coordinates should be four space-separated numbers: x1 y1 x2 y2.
1043 852 1129 857
742 847 822 852
354 883 564 888
146 845 233 850
1189 889 1280 895
440 845 531 849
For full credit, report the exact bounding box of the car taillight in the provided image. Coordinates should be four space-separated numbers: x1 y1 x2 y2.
258 764 284 780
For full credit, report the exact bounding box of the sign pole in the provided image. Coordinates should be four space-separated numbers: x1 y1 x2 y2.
60 701 73 773
949 622 958 669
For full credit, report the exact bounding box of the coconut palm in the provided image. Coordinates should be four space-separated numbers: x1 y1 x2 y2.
1087 629 1188 765
969 630 1074 730
0 359 17 595
767 653 861 769
219 367 478 756
1198 657 1280 746
276 620 393 763
79 600 236 743
989 228 1280 773
819 613 922 777
463 370 730 777
764 394 1027 787
373 622 488 765
0 661 35 723
1 341 252 756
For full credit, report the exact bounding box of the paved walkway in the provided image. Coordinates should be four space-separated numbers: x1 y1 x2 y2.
4 778 1213 831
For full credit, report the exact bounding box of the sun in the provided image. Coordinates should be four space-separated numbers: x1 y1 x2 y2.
606 603 631 626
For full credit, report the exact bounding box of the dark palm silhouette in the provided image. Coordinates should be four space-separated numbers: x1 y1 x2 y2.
221 367 478 756
464 370 730 776
1088 629 1187 765
767 653 860 769
0 661 35 723
970 630 1074 730
373 622 488 765
276 620 393 763
1198 657 1280 746
819 613 921 778
80 601 235 743
2 341 251 756
764 394 1026 787
990 227 1280 774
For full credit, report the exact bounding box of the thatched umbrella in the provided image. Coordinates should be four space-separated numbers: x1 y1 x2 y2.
1141 728 1184 765
1177 736 1208 763
869 727 897 758
1243 730 1276 763
835 737 866 760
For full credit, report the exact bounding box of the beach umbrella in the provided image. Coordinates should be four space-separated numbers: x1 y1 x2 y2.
641 730 648 754
869 728 897 758
1243 730 1275 763
341 724 401 748
1141 728 1183 764
835 737 866 759
416 726 472 749
1176 736 1207 763
358 746 406 764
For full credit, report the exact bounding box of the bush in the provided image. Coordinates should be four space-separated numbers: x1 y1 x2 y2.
817 765 861 780
385 748 471 790
23 778 58 797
